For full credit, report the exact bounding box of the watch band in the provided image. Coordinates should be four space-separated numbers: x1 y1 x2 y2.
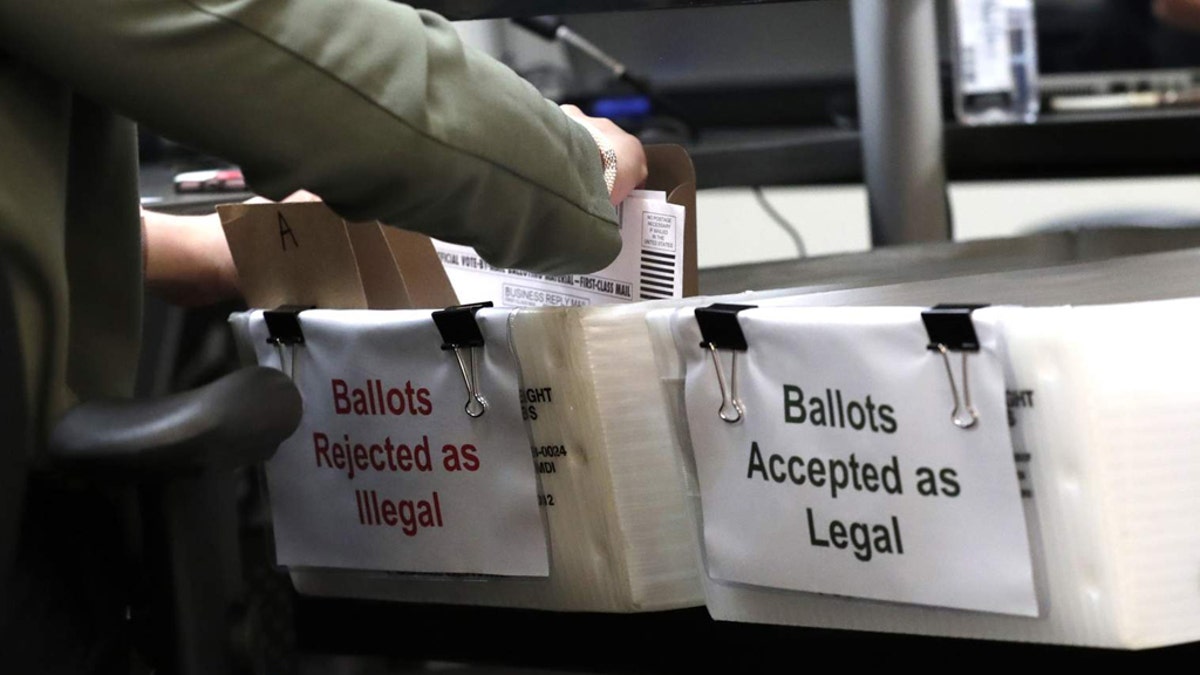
568 116 618 196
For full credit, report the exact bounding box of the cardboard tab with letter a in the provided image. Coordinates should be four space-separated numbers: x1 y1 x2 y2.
218 200 457 311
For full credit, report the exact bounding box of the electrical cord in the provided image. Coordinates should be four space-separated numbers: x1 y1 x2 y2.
511 16 697 139
752 186 807 259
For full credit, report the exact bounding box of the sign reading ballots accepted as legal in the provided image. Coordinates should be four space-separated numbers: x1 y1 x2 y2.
677 306 1037 615
248 309 548 577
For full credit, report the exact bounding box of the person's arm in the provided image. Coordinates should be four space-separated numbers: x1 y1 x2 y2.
141 209 240 307
0 0 636 274
142 190 334 306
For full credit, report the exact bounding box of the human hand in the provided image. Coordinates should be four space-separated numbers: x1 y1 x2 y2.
1154 0 1200 32
560 104 648 205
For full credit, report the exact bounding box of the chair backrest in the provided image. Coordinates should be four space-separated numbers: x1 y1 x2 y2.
0 251 31 603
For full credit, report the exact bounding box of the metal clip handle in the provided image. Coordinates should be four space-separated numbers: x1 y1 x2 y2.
452 346 488 418
935 343 978 429
272 342 299 381
707 343 745 424
264 306 310 382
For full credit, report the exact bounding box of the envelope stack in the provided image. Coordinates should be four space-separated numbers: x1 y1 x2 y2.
649 247 1200 648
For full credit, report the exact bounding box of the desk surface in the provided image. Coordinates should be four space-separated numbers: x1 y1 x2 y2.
295 597 1200 669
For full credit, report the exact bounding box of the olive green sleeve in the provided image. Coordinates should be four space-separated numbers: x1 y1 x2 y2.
0 0 621 274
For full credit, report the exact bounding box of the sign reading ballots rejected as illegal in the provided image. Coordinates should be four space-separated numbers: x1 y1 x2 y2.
248 308 548 577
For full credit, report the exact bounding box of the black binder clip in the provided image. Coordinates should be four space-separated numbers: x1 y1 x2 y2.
264 305 312 380
432 302 493 418
695 303 755 424
921 304 988 430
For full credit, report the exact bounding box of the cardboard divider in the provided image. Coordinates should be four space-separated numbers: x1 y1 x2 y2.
220 202 458 310
218 201 369 310
379 227 459 309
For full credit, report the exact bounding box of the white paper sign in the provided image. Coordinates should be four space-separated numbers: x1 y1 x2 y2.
248 308 548 577
433 191 685 307
677 306 1037 615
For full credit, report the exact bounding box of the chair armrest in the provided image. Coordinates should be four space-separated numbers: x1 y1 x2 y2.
48 367 301 474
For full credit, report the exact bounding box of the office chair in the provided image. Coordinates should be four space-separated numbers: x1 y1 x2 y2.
0 246 303 675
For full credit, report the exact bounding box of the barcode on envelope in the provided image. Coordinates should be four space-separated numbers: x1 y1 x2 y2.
640 250 677 300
